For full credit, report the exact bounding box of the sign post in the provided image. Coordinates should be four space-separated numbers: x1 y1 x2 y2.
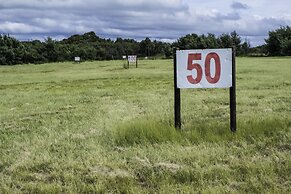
128 55 138 68
173 48 181 129
74 56 80 63
230 48 236 132
174 48 236 132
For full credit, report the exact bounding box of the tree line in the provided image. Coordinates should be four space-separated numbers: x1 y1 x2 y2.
1 26 290 65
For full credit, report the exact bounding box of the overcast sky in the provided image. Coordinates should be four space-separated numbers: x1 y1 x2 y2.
0 0 290 46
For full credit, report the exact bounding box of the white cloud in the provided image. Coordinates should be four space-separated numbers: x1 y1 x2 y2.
231 1 249 10
0 0 290 46
0 21 44 33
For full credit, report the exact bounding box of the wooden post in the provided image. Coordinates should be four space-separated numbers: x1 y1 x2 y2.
230 47 236 132
173 48 181 129
136 56 138 68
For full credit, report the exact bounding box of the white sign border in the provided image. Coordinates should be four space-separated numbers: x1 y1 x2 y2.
176 48 232 89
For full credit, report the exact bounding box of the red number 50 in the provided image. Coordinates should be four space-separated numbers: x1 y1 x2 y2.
187 52 221 84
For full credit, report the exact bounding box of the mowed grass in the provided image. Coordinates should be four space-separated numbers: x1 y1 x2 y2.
0 58 290 193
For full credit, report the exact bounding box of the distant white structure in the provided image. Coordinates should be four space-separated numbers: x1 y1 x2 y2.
122 55 127 59
127 55 137 63
74 57 80 63
124 55 138 69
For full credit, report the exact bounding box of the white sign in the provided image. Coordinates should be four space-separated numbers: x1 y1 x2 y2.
128 55 137 63
176 49 232 88
75 57 80 62
122 55 126 59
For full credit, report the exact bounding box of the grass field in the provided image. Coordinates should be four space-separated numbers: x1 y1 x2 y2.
0 57 290 193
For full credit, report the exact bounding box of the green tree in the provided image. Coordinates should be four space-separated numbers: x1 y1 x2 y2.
230 31 241 50
44 37 57 62
265 26 291 56
219 33 233 48
139 37 154 57
240 40 251 56
0 34 26 65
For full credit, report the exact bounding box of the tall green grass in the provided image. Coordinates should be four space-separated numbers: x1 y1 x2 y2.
113 116 290 146
0 58 290 193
